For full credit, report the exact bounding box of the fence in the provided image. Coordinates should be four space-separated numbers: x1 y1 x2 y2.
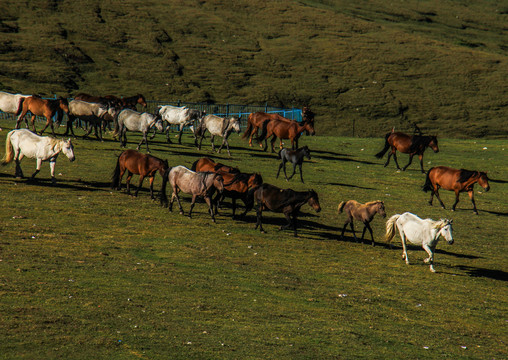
0 97 303 131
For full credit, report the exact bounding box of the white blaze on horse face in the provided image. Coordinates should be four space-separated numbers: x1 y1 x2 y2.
231 119 241 133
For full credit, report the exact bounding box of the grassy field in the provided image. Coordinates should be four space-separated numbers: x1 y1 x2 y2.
0 119 506 359
0 0 507 137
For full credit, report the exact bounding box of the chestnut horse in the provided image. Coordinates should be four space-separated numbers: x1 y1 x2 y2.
15 96 69 136
242 112 296 148
257 119 315 152
105 94 147 109
423 166 490 215
191 157 240 174
192 157 262 218
111 149 169 199
375 131 439 173
254 183 321 237
337 200 386 246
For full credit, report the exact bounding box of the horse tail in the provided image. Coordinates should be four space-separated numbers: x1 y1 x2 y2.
15 97 25 116
190 158 200 171
385 214 401 243
337 201 346 214
159 167 172 207
111 154 121 189
1 130 15 165
375 132 391 159
422 168 434 192
242 115 253 139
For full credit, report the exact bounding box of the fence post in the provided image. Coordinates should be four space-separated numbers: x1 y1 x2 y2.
265 102 268 112
178 99 181 107
226 103 229 117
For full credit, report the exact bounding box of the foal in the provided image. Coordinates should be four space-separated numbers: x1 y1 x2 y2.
276 146 311 183
337 200 386 246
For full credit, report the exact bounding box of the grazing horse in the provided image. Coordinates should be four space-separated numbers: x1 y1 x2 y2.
105 94 147 109
15 96 69 136
0 91 30 116
375 130 439 173
111 149 168 199
157 105 205 144
254 183 321 236
196 115 241 156
423 166 490 215
113 109 163 152
2 129 75 184
191 157 240 174
385 212 453 272
63 100 120 140
160 166 224 222
257 119 315 152
337 200 386 246
276 146 311 183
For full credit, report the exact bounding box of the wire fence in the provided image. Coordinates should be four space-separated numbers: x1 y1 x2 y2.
0 97 303 132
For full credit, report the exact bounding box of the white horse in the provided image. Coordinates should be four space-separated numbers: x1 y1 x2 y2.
2 129 75 184
196 115 241 156
0 91 30 116
156 105 205 144
385 212 453 272
113 109 163 153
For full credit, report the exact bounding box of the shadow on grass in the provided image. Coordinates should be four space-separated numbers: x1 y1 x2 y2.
454 265 508 281
323 182 376 190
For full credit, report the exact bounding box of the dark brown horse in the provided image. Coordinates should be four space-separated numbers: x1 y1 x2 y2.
423 166 490 214
254 183 321 236
112 149 169 199
242 112 308 148
74 93 117 107
375 131 439 173
257 119 315 152
104 94 147 109
337 200 386 246
191 157 240 174
15 96 69 136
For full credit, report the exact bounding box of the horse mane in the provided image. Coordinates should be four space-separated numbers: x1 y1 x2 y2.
364 200 383 207
458 169 479 183
409 135 434 152
433 219 452 229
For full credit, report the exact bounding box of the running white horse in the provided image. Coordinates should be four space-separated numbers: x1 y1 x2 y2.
0 91 31 116
196 115 241 156
113 109 163 153
385 212 453 272
2 129 75 184
156 105 205 144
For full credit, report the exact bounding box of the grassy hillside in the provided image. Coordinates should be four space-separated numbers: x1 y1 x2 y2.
0 0 507 137
0 120 506 358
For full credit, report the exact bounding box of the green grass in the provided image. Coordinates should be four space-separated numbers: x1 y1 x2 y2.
0 119 506 359
0 0 506 137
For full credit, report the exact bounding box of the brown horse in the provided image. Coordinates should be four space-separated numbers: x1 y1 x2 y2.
375 131 439 173
191 157 240 174
104 94 147 109
337 200 386 246
423 166 490 215
74 93 116 107
254 183 321 236
242 112 306 148
111 149 169 199
257 119 315 152
15 96 69 136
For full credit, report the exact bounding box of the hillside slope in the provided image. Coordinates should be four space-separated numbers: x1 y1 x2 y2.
0 0 506 137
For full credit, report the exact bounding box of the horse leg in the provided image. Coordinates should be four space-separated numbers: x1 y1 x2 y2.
422 243 435 272
98 123 104 142
126 171 133 195
270 136 277 153
212 192 221 215
137 132 147 152
15 109 27 129
418 154 425 173
149 176 155 199
280 212 292 231
134 175 145 197
392 152 401 170
166 126 173 144
210 135 215 152
29 158 42 181
383 151 392 167
340 221 349 240
276 161 284 179
14 152 24 178
177 126 184 145
224 138 232 157
287 162 297 181
364 222 375 246
468 190 478 215
49 159 57 184
255 206 265 233
204 196 216 222
298 163 304 183
402 154 414 171
349 222 358 242
434 189 446 209
399 230 409 265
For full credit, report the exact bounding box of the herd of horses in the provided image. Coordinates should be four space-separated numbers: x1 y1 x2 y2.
0 90 493 272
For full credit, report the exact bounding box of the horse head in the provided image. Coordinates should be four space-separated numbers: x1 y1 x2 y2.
230 116 241 134
62 139 75 162
153 114 164 132
302 145 311 160
438 219 454 244
376 201 387 218
58 97 69 113
478 172 490 191
304 121 316 136
248 173 263 188
213 173 225 193
429 136 439 153
307 190 321 212
137 94 147 107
